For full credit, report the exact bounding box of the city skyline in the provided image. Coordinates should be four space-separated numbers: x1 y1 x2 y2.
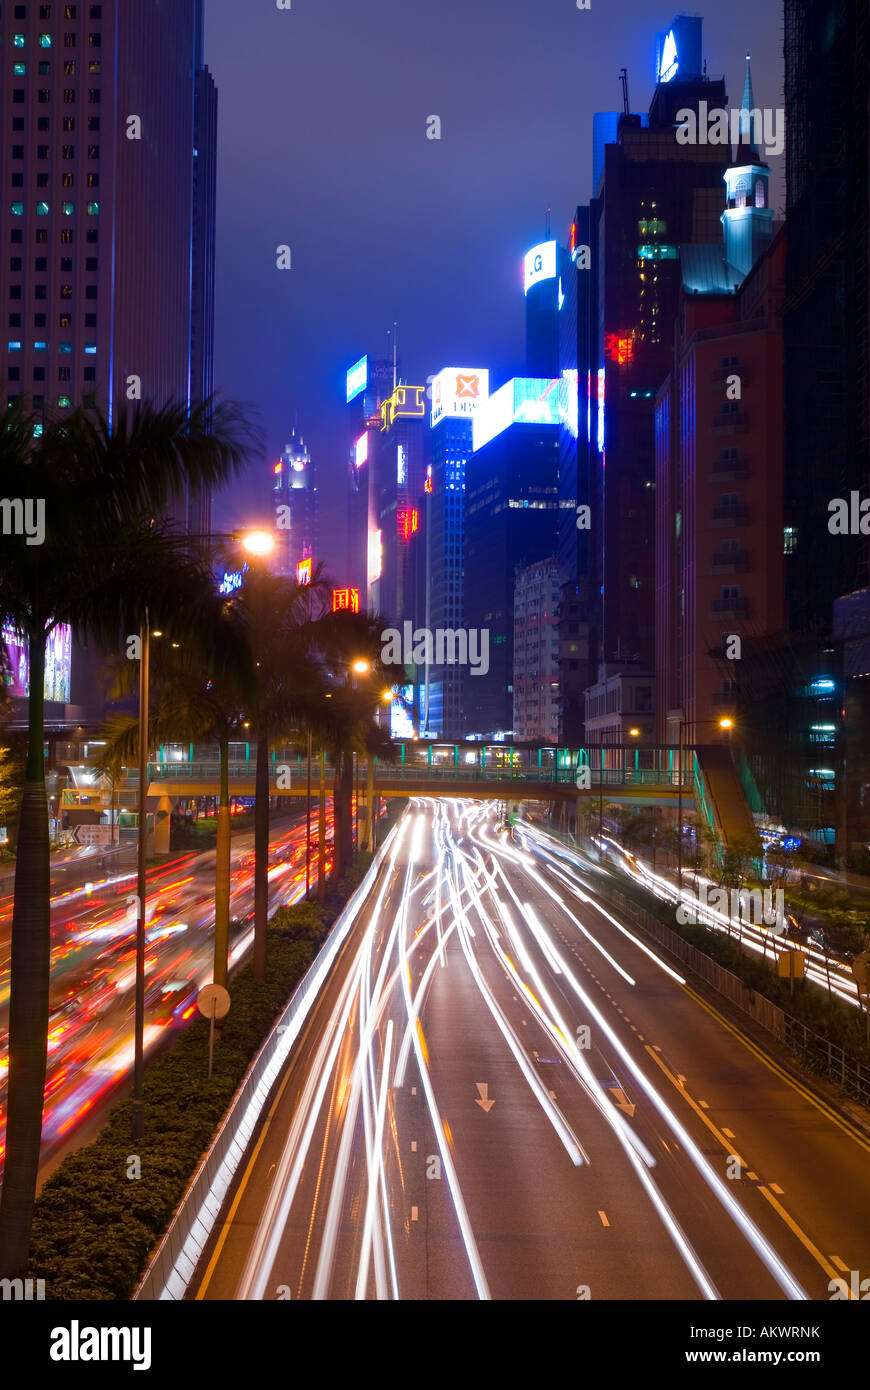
206 0 785 576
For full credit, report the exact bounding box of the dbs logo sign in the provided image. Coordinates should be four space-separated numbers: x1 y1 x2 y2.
455 373 480 399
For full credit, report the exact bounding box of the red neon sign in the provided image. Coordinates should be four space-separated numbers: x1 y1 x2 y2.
332 586 360 613
605 332 634 365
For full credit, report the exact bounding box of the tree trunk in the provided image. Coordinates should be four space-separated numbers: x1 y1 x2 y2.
253 726 269 984
0 632 50 1276
333 750 354 883
213 737 231 988
317 748 326 902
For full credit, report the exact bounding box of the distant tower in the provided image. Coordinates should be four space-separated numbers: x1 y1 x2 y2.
273 427 318 578
721 55 772 280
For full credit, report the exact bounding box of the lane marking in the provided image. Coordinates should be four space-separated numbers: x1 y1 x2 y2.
411 1205 419 1222
831 1255 850 1272
646 1043 854 1296
758 1185 854 1297
679 981 870 1157
598 1210 610 1228
770 1183 784 1195
411 1140 417 1153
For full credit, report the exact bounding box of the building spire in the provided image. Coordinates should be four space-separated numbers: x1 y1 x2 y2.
738 52 758 153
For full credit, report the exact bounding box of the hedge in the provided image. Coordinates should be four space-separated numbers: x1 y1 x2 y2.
26 866 378 1300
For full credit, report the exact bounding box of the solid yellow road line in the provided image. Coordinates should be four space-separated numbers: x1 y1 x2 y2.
195 1062 295 1300
644 1044 747 1168
645 1042 851 1295
757 1185 854 1297
679 980 870 1157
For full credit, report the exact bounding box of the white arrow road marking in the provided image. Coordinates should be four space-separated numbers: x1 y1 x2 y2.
475 1082 495 1112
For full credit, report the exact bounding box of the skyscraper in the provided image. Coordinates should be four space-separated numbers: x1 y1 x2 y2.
424 366 489 737
578 15 731 679
0 1 216 480
464 378 560 737
273 427 317 580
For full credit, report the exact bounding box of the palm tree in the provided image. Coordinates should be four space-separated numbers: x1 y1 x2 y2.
239 565 331 984
99 634 254 990
311 608 397 884
0 396 256 1276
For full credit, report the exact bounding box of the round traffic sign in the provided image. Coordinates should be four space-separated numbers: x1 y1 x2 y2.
197 983 231 1020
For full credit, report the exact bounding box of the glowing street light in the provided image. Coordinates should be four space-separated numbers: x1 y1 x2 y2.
239 529 274 558
351 659 370 675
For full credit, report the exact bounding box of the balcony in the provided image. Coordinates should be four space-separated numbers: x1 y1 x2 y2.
712 411 748 433
712 504 748 525
712 456 748 479
712 596 749 616
712 549 749 571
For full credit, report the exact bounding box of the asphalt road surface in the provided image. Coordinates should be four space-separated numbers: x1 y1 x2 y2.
195 798 870 1301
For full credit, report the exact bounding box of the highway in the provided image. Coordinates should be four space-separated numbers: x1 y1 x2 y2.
0 806 333 1171
195 798 870 1301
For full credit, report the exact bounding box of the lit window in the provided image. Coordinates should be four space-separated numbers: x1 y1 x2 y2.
57 394 72 408
13 62 26 75
59 342 72 353
33 424 44 437
13 35 26 48
11 202 24 216
62 201 74 215
86 200 99 215
39 34 53 47
36 201 50 215
8 341 22 352
34 341 48 351
84 343 96 354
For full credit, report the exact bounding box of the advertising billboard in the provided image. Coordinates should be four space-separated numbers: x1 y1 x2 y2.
3 623 71 702
346 355 368 403
355 431 368 467
390 684 415 740
523 241 557 295
431 367 490 427
472 377 560 452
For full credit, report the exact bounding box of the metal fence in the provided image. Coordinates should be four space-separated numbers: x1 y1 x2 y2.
596 876 870 1107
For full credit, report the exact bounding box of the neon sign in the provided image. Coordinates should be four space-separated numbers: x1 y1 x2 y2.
524 241 557 295
332 586 360 613
297 558 312 586
659 29 678 82
605 332 635 365
355 432 368 467
346 355 368 403
380 384 426 432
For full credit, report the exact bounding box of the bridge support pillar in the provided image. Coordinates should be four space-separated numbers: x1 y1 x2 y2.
153 794 173 857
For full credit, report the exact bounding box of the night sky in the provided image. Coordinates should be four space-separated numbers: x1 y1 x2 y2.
205 0 784 578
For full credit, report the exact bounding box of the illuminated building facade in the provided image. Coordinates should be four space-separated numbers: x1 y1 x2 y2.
578 14 730 682
423 367 490 736
370 381 427 625
346 354 393 600
0 0 216 538
273 427 318 579
464 391 560 737
513 557 563 741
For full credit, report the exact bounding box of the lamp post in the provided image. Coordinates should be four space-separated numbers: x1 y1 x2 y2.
305 726 312 899
676 715 734 887
131 609 150 1143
